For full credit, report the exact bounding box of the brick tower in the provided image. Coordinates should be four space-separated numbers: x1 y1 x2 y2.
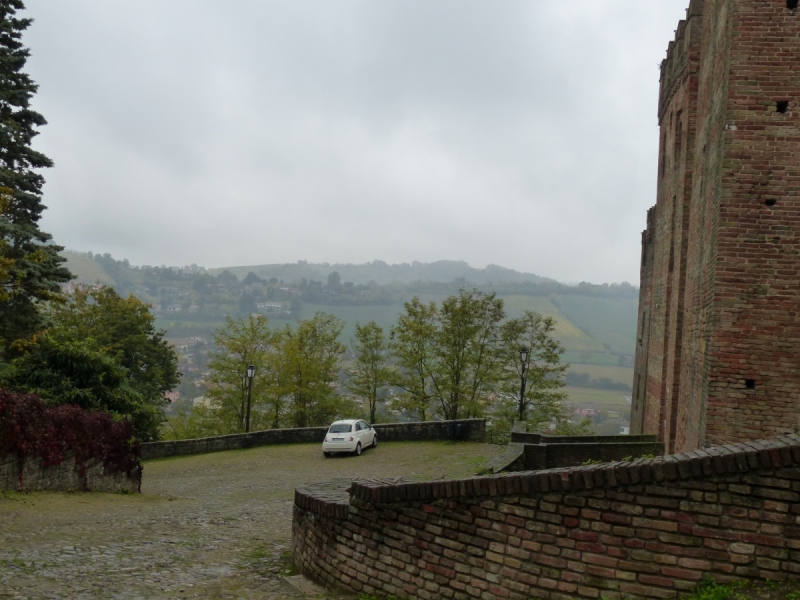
631 0 800 453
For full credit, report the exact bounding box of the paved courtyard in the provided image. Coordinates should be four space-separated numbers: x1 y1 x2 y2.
0 441 498 599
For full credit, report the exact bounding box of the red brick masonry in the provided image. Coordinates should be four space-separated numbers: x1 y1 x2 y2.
293 435 800 599
633 0 800 452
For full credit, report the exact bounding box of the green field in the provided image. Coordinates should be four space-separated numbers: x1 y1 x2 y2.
564 386 631 410
303 294 626 359
552 295 638 355
300 303 403 342
62 252 116 285
568 364 634 386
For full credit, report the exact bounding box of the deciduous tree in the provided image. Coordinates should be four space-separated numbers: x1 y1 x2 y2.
390 290 506 421
496 310 586 433
347 321 391 423
205 314 278 432
429 290 506 420
389 297 437 421
275 312 347 427
1 285 179 440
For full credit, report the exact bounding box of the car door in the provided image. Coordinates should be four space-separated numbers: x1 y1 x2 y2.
360 421 374 446
354 421 364 445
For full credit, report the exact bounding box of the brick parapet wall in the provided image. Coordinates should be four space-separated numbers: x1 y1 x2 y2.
502 433 664 471
293 434 800 599
522 441 665 471
142 419 485 460
510 433 658 445
0 454 141 493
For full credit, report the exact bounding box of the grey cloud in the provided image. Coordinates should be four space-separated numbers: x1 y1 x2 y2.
27 0 688 282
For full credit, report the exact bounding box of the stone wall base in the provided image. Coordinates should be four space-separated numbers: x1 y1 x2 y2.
0 454 141 493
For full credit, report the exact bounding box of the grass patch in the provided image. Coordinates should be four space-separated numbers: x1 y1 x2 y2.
279 550 297 576
673 577 800 600
248 546 271 561
568 364 634 386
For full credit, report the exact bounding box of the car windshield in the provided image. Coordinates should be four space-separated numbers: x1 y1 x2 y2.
329 424 352 433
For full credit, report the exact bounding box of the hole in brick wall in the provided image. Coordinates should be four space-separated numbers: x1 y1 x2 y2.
745 379 756 389
765 199 777 207
777 101 790 113
789 0 799 9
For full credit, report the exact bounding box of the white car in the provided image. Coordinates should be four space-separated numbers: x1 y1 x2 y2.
322 419 377 457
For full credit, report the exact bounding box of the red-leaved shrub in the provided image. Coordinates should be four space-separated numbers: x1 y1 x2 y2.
0 389 142 490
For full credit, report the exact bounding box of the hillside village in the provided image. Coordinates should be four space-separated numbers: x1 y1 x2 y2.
63 250 638 435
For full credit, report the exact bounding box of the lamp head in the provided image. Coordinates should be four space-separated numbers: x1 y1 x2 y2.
519 347 529 364
246 364 256 379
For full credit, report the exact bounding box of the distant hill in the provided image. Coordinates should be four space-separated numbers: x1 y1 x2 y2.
59 251 638 381
207 259 557 286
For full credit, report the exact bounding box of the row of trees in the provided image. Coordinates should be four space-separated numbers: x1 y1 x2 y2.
168 313 349 439
168 289 588 439
386 292 573 432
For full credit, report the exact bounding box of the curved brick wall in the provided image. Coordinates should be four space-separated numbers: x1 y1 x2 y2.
293 435 800 600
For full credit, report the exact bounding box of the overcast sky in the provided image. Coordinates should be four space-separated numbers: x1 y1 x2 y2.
27 1 688 284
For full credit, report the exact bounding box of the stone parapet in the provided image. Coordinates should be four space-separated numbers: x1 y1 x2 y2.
142 418 486 460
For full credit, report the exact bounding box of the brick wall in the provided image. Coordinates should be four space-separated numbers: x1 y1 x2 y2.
141 419 486 460
503 434 664 471
522 441 665 471
700 0 800 448
0 454 141 493
634 0 800 452
510 433 659 445
293 434 800 600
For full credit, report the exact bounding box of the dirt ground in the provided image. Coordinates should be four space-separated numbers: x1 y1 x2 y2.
0 441 499 600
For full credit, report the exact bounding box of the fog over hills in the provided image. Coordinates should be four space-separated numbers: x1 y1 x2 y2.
60 250 639 404
209 259 558 286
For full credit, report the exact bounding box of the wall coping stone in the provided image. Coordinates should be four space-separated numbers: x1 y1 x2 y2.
511 432 659 444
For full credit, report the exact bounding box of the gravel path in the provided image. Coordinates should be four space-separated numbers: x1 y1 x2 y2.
0 441 498 599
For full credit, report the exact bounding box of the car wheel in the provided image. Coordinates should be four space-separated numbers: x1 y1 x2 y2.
323 451 331 458
354 442 362 456
372 436 378 449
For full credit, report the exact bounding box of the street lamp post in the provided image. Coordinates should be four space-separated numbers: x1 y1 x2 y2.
518 347 529 421
245 364 256 433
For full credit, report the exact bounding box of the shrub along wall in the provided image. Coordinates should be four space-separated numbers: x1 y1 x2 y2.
0 389 142 493
293 435 800 600
141 419 486 460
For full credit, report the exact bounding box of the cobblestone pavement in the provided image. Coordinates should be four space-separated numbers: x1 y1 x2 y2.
0 441 497 599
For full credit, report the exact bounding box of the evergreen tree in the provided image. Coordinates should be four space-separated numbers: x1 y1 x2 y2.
0 0 71 352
